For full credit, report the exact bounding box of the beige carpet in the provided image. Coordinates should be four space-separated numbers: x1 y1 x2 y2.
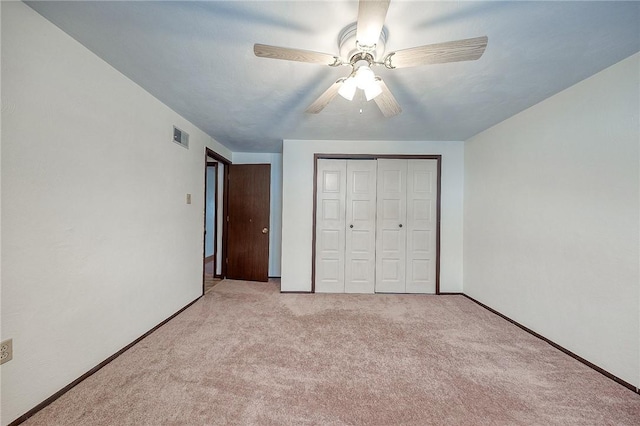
204 275 222 294
24 280 640 425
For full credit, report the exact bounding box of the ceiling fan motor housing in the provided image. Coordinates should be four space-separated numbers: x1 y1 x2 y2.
338 22 388 63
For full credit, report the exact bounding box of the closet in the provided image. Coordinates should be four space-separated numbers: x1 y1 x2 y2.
314 157 439 294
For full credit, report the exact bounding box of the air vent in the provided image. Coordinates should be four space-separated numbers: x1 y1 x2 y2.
173 126 189 149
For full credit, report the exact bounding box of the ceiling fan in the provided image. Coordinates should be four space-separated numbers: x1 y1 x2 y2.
254 0 488 118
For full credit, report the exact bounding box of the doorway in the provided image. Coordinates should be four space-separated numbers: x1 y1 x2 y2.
204 161 218 292
203 148 231 294
203 153 272 291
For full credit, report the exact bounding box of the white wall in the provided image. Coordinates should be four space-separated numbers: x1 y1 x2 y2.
0 2 232 424
464 53 639 387
281 140 464 292
232 152 283 277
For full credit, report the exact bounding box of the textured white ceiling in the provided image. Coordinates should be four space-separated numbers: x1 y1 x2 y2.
26 1 640 153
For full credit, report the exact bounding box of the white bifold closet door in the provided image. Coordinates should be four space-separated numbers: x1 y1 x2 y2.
375 159 407 292
316 158 437 294
376 159 438 293
315 160 347 293
316 159 377 293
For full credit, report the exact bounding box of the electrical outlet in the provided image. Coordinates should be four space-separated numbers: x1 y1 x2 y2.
0 339 12 365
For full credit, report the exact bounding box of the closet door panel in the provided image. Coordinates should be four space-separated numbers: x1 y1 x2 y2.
375 159 407 293
345 160 377 293
315 160 347 293
406 159 438 293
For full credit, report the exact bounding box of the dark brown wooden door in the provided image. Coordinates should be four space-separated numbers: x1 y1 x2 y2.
226 164 271 282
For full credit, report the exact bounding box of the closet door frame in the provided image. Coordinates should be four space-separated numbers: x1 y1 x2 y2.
311 153 442 294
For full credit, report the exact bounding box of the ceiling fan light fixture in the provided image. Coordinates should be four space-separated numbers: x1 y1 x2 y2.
364 80 382 101
338 76 357 100
354 65 375 90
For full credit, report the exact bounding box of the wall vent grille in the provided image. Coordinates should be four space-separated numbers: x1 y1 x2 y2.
173 126 189 149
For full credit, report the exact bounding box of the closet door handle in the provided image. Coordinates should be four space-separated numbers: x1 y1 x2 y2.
399 224 403 228
349 224 354 228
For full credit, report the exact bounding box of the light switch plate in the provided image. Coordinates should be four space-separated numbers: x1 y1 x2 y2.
1 339 13 365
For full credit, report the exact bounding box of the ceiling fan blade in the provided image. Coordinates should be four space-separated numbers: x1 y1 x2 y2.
373 79 401 118
305 80 344 114
356 0 390 48
384 36 488 69
254 44 341 66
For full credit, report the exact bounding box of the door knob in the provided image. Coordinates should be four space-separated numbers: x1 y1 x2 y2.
262 227 269 234
399 224 403 228
349 224 354 228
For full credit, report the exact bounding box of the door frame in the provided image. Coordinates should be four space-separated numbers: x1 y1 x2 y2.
203 148 232 294
311 153 442 294
205 161 219 278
